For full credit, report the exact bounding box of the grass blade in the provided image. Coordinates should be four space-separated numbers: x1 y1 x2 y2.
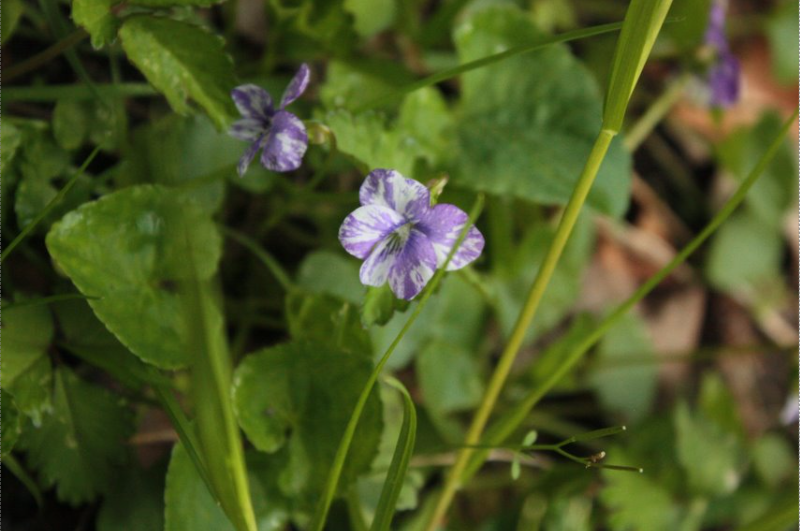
370 377 418 531
1 146 101 264
463 106 800 481
355 21 625 112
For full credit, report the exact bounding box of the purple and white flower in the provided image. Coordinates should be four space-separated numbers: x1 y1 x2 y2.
704 0 740 108
228 64 310 176
339 169 485 300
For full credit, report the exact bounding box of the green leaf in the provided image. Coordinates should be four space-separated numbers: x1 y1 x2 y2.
344 0 395 37
119 114 242 213
361 284 409 328
119 16 237 130
528 313 595 391
600 450 682 531
705 211 783 296
53 99 126 151
1 303 54 384
752 434 795 488
232 341 383 507
8 356 54 426
369 378 416 531
717 112 797 229
0 0 24 45
96 463 166 531
3 300 55 424
356 386 423 517
46 184 222 368
13 132 92 233
370 274 484 370
131 0 224 7
286 291 372 356
297 250 365 304
72 0 119 48
662 0 710 52
1 391 23 456
19 368 134 505
451 6 632 217
766 0 799 85
1 121 23 174
319 61 412 112
54 298 157 389
292 0 359 56
493 212 594 346
53 100 91 150
416 341 484 414
697 373 744 439
674 402 744 497
323 87 453 178
165 443 290 531
589 313 657 422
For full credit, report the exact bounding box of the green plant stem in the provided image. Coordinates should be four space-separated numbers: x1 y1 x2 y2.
3 454 45 507
1 146 101 264
150 379 217 498
219 226 295 292
458 106 799 484
4 29 87 82
3 83 157 101
424 128 615 531
355 22 625 112
309 195 485 531
1 293 97 311
624 73 690 151
347 488 369 531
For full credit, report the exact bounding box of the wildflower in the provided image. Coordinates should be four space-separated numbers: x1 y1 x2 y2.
339 169 484 300
703 0 740 108
229 64 310 176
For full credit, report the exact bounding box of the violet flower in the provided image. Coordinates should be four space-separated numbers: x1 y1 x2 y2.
339 169 485 300
704 0 740 108
229 64 310 176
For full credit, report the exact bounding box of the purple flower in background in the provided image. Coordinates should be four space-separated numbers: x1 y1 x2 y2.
339 169 485 300
229 64 310 176
704 0 740 108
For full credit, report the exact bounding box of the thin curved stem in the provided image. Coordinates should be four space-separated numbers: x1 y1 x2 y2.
309 194 485 531
458 106 799 486
425 129 615 530
4 29 87 82
1 146 101 264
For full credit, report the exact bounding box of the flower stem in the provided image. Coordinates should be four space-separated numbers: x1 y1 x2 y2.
1 146 101 264
4 29 87 82
624 72 691 151
424 128 615 531
458 105 799 494
309 194 485 531
3 83 158 101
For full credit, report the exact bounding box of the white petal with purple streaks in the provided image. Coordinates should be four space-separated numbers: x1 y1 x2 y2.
359 234 403 288
359 169 430 222
417 204 485 270
237 135 268 177
231 84 273 120
228 117 264 141
339 205 405 259
261 110 308 172
387 228 437 300
280 63 310 109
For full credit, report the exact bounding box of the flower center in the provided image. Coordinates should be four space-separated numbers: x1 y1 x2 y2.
385 223 412 252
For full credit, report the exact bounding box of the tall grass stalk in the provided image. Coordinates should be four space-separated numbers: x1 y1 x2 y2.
424 1 674 528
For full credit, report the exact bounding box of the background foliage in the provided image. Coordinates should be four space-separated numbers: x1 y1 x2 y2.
2 0 798 529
